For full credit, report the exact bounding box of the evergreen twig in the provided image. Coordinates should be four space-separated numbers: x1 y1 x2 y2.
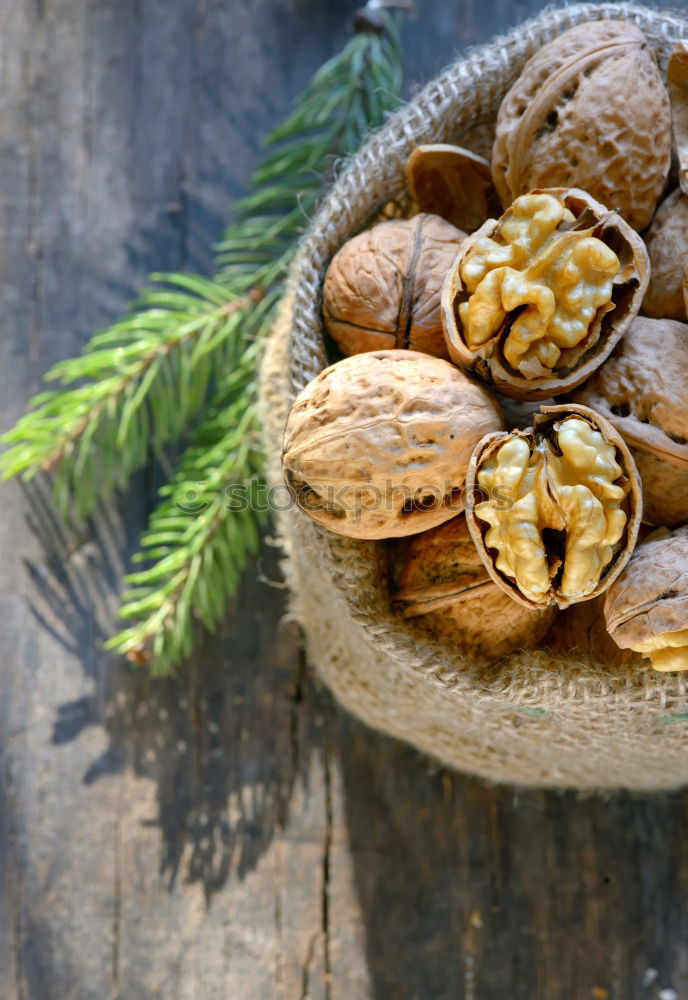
0 275 258 521
108 292 277 671
1 10 406 671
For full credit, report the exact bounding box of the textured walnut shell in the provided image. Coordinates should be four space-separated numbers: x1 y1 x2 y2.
441 187 649 400
464 404 642 610
391 515 554 660
548 595 635 664
492 20 671 231
604 527 688 662
572 316 688 527
322 214 465 359
668 43 688 197
282 350 504 540
405 144 501 234
642 189 688 321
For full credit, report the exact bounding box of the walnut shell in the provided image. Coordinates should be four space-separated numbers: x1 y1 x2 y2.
322 214 465 359
572 316 688 527
548 594 636 665
441 188 649 400
405 144 501 233
604 527 688 671
281 350 504 540
492 20 671 231
668 42 688 198
464 404 642 610
391 515 554 660
642 189 688 321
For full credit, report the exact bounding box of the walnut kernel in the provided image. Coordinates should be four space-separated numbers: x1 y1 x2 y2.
442 188 649 400
465 405 641 609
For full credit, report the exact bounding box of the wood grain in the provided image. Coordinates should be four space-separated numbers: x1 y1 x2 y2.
2 1 688 998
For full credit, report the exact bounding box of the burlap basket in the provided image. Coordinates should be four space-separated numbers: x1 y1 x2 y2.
260 2 688 791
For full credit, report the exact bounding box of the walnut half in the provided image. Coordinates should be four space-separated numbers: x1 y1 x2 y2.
604 528 688 671
465 404 642 609
441 189 649 400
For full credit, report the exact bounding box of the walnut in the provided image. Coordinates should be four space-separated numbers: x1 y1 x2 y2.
668 43 688 197
441 189 648 400
492 20 671 232
604 527 688 671
405 144 501 234
548 595 636 664
642 189 688 321
572 316 688 527
464 404 642 609
322 214 465 360
391 515 554 660
281 350 504 540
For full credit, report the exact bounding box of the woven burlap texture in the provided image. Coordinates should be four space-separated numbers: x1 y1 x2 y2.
260 2 688 791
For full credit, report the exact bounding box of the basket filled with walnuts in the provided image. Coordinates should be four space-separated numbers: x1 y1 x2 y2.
260 3 688 790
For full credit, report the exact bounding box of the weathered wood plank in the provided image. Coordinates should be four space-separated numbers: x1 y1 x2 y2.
3 1 688 999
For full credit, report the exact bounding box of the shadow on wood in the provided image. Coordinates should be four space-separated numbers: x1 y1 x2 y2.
335 709 688 998
21 474 305 903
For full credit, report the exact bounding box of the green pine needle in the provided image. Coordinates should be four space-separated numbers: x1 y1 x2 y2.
106 292 278 673
0 275 259 521
1 12 406 671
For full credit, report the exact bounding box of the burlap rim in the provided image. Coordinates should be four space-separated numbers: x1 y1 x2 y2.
267 3 688 720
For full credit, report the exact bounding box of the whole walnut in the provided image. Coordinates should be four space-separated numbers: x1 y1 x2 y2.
392 515 554 660
572 316 688 527
492 20 671 231
282 350 503 540
604 528 688 671
441 188 648 400
642 189 688 321
465 404 642 610
322 214 466 359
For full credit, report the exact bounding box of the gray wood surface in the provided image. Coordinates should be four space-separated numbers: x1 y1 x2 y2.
2 2 688 998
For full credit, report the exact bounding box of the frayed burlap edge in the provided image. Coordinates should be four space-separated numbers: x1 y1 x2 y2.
260 4 688 791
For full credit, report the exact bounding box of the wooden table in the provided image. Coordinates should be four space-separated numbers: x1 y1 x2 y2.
2 2 688 997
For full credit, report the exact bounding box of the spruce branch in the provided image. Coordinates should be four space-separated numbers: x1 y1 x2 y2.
0 275 260 521
106 292 278 673
1 9 406 671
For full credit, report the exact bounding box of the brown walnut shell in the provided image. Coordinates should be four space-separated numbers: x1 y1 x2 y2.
391 515 554 660
464 404 642 610
668 42 688 198
281 350 504 540
572 316 688 527
548 595 635 664
405 144 501 234
322 214 465 360
642 189 688 321
441 187 649 400
604 527 688 671
492 20 671 231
